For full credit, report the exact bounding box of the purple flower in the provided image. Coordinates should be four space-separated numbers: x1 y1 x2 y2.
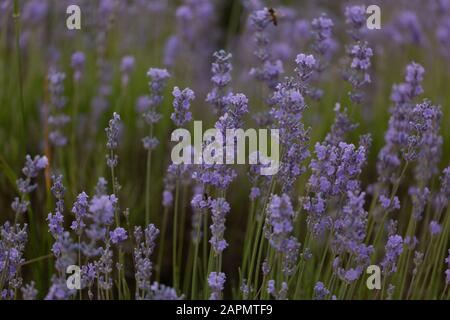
379 195 401 212
89 194 118 227
120 55 135 87
265 194 295 251
381 235 403 275
314 281 331 300
333 191 368 254
429 221 442 236
71 192 89 235
162 190 173 208
342 41 373 104
148 282 183 300
105 112 121 150
134 224 160 296
21 282 38 300
16 154 48 195
209 198 230 254
171 87 194 127
345 6 366 40
71 51 85 82
110 227 128 244
249 8 283 89
311 13 335 67
270 79 310 191
48 69 69 147
208 272 226 300
377 62 426 188
434 167 450 212
147 68 170 108
206 50 233 114
295 53 316 81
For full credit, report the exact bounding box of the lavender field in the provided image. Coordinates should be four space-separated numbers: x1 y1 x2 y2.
0 0 449 300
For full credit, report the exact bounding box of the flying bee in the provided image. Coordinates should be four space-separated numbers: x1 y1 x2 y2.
203 192 209 201
268 7 278 26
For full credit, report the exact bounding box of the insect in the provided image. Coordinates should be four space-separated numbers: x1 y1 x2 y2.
268 7 278 26
203 192 209 201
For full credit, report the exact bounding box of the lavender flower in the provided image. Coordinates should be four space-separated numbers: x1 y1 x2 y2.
434 167 450 212
89 194 118 228
264 194 294 251
381 235 403 275
267 280 288 300
409 187 430 220
21 281 38 300
313 281 331 300
71 192 89 236
48 69 69 147
148 282 183 300
249 8 284 89
15 154 48 195
343 41 373 104
208 271 226 300
105 112 121 168
106 112 121 150
47 175 66 238
311 13 335 73
270 79 310 192
377 62 425 187
71 51 85 83
134 224 159 296
209 198 230 254
206 50 233 114
120 55 135 87
429 221 442 236
171 87 194 127
378 195 401 212
345 5 366 40
110 227 128 244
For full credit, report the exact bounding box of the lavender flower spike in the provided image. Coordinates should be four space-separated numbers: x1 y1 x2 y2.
171 87 195 127
208 271 226 300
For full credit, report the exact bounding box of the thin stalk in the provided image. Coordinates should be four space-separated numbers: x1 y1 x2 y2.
145 124 154 225
13 0 26 136
172 179 180 290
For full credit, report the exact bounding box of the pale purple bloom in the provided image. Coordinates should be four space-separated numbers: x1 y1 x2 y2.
265 194 295 251
71 51 85 82
162 190 173 208
71 192 89 235
110 227 128 244
120 55 135 87
21 281 38 300
48 69 69 147
206 50 233 114
209 198 230 254
429 221 442 236
89 194 118 227
106 112 121 150
381 235 403 275
314 281 331 300
171 87 194 127
134 224 159 295
345 5 366 39
379 195 401 212
249 8 284 89
148 282 183 300
208 271 226 300
434 167 450 212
